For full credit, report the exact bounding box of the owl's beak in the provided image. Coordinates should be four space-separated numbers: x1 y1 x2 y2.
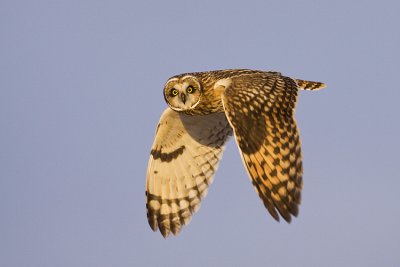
180 93 186 104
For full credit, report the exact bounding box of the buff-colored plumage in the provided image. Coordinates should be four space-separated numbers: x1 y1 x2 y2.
146 69 326 237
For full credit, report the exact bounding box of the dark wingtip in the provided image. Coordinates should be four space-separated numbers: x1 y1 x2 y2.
146 210 159 232
160 227 170 238
290 203 299 217
278 206 292 223
268 208 280 222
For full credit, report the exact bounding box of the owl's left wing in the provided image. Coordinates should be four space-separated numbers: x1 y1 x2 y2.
220 73 303 223
146 108 232 238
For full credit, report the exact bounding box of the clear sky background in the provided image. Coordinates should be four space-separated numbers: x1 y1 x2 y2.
1 1 399 266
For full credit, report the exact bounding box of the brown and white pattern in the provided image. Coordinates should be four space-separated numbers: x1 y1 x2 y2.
222 74 304 222
146 69 326 237
146 109 232 237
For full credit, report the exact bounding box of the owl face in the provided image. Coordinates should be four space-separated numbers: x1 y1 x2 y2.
164 75 202 111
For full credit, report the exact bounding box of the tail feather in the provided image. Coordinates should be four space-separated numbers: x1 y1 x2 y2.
295 79 326 91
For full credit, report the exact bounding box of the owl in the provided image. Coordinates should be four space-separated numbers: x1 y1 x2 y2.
146 69 326 238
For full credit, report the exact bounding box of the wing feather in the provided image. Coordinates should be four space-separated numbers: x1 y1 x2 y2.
146 108 232 237
221 73 303 223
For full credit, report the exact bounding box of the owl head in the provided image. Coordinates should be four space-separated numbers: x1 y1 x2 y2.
163 75 202 111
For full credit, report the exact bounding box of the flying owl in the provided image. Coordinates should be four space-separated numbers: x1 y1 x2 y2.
146 69 326 238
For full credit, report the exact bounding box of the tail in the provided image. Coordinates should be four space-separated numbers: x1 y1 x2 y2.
295 79 326 91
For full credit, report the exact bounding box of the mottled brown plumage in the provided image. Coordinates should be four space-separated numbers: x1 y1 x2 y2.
146 69 326 237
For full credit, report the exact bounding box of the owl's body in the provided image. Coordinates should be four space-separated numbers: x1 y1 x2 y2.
146 69 326 237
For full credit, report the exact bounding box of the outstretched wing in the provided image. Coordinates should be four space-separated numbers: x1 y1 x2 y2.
146 108 232 237
221 73 304 222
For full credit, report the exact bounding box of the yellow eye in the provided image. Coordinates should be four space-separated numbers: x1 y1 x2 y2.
170 89 178 96
187 86 195 94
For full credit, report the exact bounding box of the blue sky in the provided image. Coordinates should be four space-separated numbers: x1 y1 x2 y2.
1 1 399 266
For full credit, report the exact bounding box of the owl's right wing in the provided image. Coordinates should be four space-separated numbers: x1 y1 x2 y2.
220 73 305 223
146 108 232 238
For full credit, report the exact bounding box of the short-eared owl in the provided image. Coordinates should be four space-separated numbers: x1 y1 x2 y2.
146 69 326 237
